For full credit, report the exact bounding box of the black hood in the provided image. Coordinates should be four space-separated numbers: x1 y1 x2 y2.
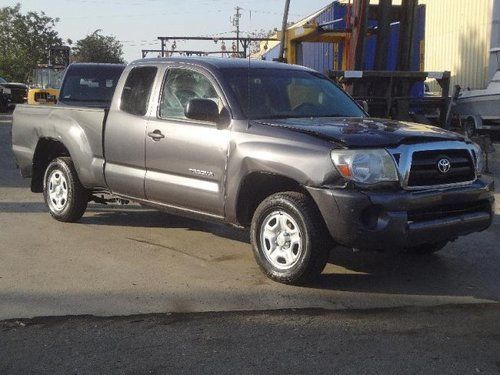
254 117 466 147
0 82 28 90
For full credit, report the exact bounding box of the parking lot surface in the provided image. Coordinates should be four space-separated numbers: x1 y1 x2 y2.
1 303 499 374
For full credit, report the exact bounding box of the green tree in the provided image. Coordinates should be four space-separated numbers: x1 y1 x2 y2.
73 30 124 64
0 3 63 82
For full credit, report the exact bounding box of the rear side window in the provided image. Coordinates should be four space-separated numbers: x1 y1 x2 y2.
58 64 125 107
121 66 157 116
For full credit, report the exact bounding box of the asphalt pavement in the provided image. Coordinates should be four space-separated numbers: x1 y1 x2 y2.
0 114 499 374
1 303 499 374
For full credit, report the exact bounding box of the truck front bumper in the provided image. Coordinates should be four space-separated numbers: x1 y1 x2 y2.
307 178 495 251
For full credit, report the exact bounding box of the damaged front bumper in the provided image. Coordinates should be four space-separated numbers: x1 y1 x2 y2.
307 177 495 251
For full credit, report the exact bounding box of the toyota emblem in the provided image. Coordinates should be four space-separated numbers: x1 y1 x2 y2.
437 158 451 173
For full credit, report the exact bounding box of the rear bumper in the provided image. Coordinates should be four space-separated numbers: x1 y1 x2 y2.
307 178 495 251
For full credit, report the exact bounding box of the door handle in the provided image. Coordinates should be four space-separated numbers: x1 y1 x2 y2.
148 130 165 141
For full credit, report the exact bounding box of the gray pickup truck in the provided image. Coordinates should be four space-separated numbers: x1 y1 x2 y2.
12 58 494 284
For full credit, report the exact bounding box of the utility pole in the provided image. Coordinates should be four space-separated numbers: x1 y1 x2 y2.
231 6 242 54
278 0 291 62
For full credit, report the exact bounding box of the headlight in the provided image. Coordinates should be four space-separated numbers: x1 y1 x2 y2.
331 149 399 184
472 144 485 175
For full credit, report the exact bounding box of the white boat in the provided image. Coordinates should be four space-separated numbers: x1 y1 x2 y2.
454 48 500 134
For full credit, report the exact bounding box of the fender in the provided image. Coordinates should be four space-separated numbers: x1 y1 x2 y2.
224 122 341 224
44 108 107 188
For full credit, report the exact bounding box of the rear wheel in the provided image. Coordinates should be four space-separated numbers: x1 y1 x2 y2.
43 157 88 222
250 192 332 285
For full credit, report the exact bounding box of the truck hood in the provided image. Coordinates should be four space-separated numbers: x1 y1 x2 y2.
0 82 28 89
253 117 466 147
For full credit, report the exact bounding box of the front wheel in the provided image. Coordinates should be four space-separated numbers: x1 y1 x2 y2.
43 157 88 222
250 192 333 285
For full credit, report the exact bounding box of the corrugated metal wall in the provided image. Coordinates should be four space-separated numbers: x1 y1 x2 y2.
296 3 342 73
419 0 493 90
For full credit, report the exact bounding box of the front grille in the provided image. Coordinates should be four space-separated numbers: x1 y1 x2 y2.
408 149 475 187
408 200 491 223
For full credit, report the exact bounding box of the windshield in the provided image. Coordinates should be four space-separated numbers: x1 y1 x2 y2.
33 68 66 90
0 77 7 84
59 64 125 106
222 68 365 120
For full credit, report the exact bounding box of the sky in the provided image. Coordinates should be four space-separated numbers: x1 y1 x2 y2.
0 0 329 62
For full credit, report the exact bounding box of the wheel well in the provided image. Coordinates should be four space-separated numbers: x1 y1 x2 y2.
236 172 311 227
31 138 70 193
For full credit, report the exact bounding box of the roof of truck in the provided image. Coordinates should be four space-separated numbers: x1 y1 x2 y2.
131 57 312 71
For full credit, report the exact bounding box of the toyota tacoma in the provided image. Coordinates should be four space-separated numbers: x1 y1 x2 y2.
12 59 495 284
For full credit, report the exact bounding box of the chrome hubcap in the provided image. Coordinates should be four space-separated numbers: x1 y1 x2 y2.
260 211 302 270
47 169 69 212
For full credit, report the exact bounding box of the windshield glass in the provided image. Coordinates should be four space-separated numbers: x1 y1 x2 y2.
59 64 125 105
33 68 66 90
0 77 7 84
222 68 365 120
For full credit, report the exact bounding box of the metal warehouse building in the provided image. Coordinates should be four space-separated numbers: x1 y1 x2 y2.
262 0 498 90
418 0 495 90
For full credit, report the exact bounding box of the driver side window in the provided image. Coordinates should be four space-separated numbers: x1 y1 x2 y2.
159 68 222 120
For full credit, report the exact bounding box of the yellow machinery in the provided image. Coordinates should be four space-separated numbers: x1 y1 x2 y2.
284 21 350 69
27 66 65 105
28 46 70 105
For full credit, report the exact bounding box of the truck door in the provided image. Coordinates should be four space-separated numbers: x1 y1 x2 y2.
104 66 158 199
145 67 230 217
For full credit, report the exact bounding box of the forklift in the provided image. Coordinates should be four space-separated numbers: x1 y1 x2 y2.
27 46 70 105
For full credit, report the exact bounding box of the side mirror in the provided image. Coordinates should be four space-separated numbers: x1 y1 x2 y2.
356 100 369 113
185 99 220 123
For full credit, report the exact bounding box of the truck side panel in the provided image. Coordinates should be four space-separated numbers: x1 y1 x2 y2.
12 104 107 189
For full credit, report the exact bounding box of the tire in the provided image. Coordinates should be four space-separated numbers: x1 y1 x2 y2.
43 157 88 222
250 191 333 285
406 241 448 255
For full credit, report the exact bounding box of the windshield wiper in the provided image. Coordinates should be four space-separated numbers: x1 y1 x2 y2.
259 115 316 120
62 98 110 102
255 114 358 121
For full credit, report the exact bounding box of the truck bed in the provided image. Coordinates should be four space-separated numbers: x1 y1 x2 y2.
12 104 108 188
